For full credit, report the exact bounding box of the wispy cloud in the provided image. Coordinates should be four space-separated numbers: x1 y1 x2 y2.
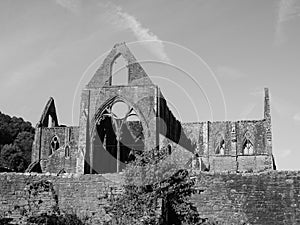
55 0 81 14
250 88 264 97
275 0 300 45
279 148 292 158
249 89 300 124
239 103 257 119
293 112 300 122
1 56 56 91
105 3 170 62
216 66 246 79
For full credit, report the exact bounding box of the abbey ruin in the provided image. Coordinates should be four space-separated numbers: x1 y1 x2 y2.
0 43 299 224
29 43 275 175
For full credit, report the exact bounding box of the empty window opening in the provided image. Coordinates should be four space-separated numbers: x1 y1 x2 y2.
111 101 129 119
111 56 128 86
243 139 254 155
215 138 225 155
48 115 53 127
65 145 70 158
167 144 172 155
88 101 144 174
50 136 60 155
126 113 140 122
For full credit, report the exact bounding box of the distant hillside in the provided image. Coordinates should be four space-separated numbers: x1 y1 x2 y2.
0 111 34 172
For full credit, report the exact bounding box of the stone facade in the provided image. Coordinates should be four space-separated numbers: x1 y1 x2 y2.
29 43 275 174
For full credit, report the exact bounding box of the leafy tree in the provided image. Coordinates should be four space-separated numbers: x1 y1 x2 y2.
106 147 215 225
0 144 28 172
14 131 34 163
0 111 35 172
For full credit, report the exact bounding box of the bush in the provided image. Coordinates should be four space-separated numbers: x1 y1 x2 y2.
27 213 87 225
106 147 214 225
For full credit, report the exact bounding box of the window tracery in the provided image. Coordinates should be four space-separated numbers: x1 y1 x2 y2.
50 136 59 155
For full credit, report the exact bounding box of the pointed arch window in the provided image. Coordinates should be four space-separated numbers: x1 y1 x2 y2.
65 145 70 158
243 131 254 155
243 139 254 155
167 144 172 155
91 100 144 174
111 54 128 86
215 134 225 155
50 136 60 155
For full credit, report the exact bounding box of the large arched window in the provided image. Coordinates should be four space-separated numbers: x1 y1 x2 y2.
111 55 128 86
89 100 144 174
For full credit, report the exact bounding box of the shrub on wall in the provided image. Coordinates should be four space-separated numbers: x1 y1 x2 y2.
106 147 217 225
27 213 87 225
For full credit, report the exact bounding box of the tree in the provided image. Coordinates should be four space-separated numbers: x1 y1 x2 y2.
0 144 29 172
14 131 34 163
106 147 213 225
0 112 34 172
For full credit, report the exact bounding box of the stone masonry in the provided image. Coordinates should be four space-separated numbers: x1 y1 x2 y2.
28 43 275 175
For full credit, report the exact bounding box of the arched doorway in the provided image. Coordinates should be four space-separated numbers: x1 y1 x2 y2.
89 100 144 174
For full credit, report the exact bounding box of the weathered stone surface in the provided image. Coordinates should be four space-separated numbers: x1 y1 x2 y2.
192 171 300 225
0 173 122 224
1 171 300 224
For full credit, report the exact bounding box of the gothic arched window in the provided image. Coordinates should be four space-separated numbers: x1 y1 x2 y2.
50 136 60 155
65 145 70 158
242 131 254 155
167 144 172 155
243 139 254 155
215 134 225 155
91 100 145 174
111 55 128 86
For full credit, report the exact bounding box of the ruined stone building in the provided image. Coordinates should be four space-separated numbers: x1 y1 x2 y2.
4 43 300 225
28 43 276 174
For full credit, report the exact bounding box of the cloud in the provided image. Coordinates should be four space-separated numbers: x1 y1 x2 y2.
239 103 257 119
55 0 81 14
250 89 264 97
293 112 300 122
105 4 170 62
1 56 56 91
275 0 300 45
216 66 246 79
249 89 300 122
279 149 292 158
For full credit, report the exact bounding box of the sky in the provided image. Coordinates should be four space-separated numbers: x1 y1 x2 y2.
0 0 300 170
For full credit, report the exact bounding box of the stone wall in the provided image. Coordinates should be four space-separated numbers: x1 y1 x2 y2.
0 173 122 224
192 171 300 225
0 171 300 224
181 119 274 172
38 126 79 173
158 94 195 152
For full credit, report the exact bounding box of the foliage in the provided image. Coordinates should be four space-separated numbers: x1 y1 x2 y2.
27 213 88 225
106 147 216 225
0 216 13 225
0 111 34 172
